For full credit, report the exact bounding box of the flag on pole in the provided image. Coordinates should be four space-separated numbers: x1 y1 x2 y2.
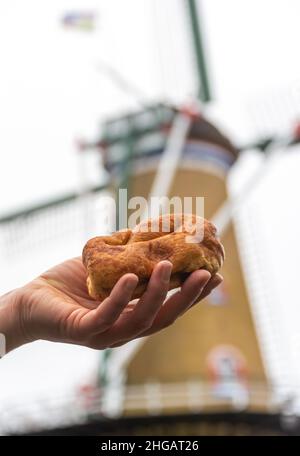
61 11 97 32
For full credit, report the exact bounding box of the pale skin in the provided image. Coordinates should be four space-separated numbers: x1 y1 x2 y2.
0 258 222 355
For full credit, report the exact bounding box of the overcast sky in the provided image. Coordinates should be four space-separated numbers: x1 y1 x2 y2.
1 0 300 214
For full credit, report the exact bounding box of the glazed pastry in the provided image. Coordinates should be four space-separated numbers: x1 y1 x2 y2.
82 213 224 301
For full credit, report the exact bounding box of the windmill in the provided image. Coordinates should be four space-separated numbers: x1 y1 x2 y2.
75 1 282 434
1 0 300 437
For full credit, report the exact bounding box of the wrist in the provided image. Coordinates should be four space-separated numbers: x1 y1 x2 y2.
0 288 30 354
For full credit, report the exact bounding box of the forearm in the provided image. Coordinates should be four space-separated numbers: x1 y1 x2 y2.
0 289 26 355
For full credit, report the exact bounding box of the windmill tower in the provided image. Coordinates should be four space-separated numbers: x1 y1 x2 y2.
95 105 270 422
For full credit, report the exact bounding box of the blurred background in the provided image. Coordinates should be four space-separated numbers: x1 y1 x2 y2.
1 0 300 436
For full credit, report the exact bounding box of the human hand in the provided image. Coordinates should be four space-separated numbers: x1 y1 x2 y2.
0 258 222 353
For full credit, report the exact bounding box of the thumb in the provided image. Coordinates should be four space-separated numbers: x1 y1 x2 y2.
75 274 138 338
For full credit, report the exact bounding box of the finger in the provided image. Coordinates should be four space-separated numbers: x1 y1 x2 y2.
141 269 211 336
110 272 223 348
77 273 138 337
123 260 172 336
88 261 172 348
192 273 223 305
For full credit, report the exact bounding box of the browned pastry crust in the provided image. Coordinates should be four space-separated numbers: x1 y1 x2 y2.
82 214 224 301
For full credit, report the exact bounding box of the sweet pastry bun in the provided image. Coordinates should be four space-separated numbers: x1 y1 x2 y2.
82 213 224 301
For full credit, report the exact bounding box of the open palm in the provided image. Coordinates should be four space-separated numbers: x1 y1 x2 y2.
19 257 222 349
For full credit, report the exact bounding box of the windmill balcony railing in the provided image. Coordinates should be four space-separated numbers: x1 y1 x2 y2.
0 380 297 435
119 380 283 415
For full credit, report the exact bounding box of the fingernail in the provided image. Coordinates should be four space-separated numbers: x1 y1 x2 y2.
194 275 211 297
125 276 138 292
161 262 172 282
199 271 211 286
203 274 211 287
